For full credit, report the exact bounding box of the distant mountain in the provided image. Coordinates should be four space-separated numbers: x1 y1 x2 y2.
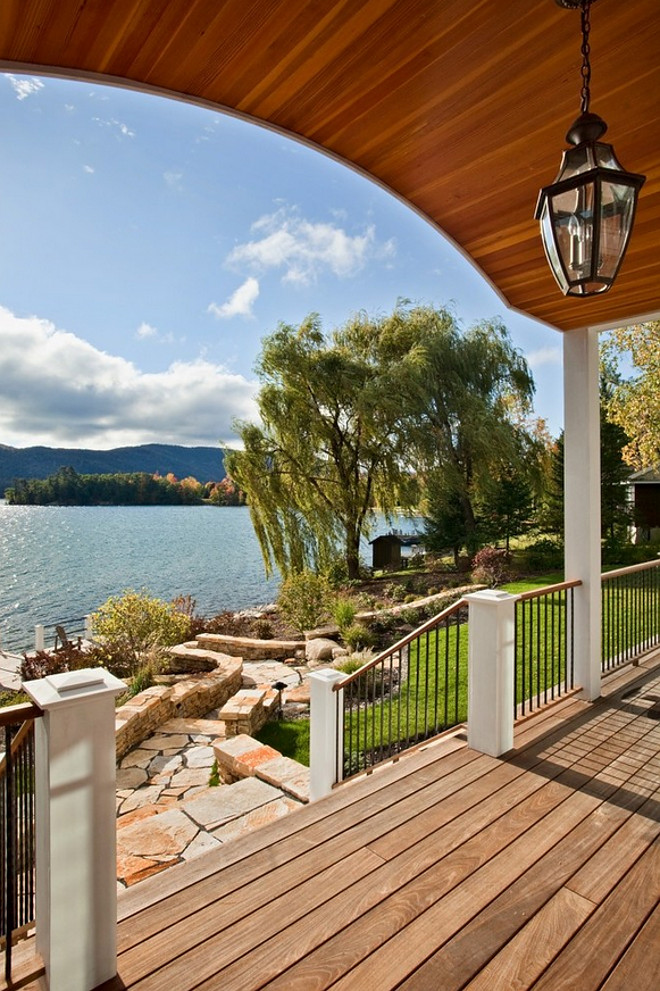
0 444 225 495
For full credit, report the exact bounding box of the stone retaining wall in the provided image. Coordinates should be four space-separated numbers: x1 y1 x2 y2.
196 632 305 661
115 657 242 761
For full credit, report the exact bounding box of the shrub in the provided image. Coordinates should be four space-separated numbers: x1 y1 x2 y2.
202 610 254 636
383 582 408 602
342 623 375 652
0 690 30 708
332 596 358 633
334 656 366 677
21 641 89 682
400 607 421 626
172 594 206 638
252 618 272 639
471 546 511 587
277 571 332 634
522 539 564 572
90 589 190 678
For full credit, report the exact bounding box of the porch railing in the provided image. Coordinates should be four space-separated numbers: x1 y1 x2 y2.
333 598 468 781
514 580 581 718
0 701 42 984
601 559 660 672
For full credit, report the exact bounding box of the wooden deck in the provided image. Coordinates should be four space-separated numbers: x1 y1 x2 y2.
15 653 660 990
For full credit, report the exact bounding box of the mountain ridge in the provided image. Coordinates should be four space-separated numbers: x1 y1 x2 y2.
0 443 226 495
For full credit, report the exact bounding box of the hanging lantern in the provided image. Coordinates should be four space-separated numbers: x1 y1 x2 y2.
535 0 645 297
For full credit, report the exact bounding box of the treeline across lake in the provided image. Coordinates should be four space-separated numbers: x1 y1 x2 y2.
4 466 245 507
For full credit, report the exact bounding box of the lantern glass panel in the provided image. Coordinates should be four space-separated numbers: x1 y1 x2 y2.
598 181 636 279
540 201 568 292
550 182 595 284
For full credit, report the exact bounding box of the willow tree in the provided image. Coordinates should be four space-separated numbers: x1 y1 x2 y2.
225 314 419 580
393 307 537 559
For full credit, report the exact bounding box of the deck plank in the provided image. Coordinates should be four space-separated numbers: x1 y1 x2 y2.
530 834 660 991
599 901 660 991
105 657 660 991
462 887 595 991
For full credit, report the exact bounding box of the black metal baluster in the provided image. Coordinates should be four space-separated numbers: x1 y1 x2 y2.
5 725 15 985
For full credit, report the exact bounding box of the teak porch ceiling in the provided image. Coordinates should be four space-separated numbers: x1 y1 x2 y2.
1 0 658 333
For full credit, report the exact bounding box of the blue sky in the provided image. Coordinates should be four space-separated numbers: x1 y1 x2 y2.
0 72 565 451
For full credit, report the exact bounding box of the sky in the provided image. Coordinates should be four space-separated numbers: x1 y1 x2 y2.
0 71 566 451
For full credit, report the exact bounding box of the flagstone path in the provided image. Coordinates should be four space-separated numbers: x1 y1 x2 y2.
116 660 313 889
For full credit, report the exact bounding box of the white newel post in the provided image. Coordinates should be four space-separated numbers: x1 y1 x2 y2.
466 590 516 756
309 668 345 801
22 668 126 991
564 327 602 700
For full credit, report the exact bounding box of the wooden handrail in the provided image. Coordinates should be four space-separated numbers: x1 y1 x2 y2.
601 558 660 582
0 704 42 730
516 579 582 603
333 597 468 690
0 719 36 778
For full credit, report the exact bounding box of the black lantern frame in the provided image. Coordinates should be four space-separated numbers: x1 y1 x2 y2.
535 0 646 297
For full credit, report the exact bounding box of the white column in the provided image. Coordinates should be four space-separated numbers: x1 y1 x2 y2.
23 668 126 991
564 327 601 700
309 668 345 801
466 590 515 756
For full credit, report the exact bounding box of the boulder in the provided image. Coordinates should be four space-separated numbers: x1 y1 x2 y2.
305 637 340 664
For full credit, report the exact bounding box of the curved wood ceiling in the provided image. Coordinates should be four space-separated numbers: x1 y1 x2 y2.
1 0 658 333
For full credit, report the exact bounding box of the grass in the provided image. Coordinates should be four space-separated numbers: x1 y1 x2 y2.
255 719 310 766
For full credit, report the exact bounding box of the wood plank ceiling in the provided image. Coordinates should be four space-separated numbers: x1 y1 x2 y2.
0 0 658 333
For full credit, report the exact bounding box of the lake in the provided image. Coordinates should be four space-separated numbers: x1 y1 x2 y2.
0 503 281 652
0 503 416 653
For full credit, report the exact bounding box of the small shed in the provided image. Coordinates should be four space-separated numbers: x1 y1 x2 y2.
370 531 424 570
628 467 660 542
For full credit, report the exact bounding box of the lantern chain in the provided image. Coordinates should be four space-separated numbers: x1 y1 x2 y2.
579 0 592 115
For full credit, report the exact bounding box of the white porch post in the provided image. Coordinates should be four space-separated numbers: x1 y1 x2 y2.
309 668 344 801
564 327 601 700
466 589 516 756
23 668 126 991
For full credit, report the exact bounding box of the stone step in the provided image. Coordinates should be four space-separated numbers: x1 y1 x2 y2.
213 733 310 803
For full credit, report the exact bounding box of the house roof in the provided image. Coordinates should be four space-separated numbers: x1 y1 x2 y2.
628 467 660 484
1 0 659 335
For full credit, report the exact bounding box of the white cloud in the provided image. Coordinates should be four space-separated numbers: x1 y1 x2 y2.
92 116 135 138
6 75 44 101
208 278 260 320
135 322 184 346
0 307 257 449
227 207 396 285
527 346 562 368
164 171 183 189
83 165 95 174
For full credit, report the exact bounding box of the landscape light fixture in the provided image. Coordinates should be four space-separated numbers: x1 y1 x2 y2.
535 0 645 297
